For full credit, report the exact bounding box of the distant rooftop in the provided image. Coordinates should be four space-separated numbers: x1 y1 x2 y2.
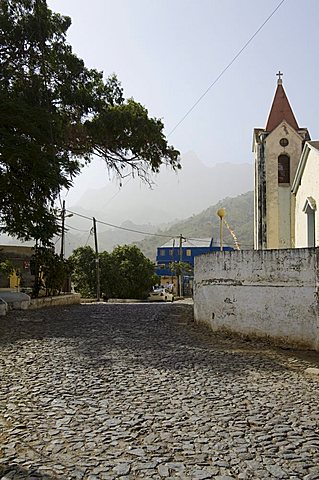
159 237 232 248
160 238 212 248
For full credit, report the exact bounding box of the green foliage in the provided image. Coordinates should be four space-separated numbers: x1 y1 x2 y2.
169 261 193 276
0 0 180 245
31 247 71 297
69 244 157 300
68 246 97 298
0 259 14 277
108 245 157 299
89 98 180 179
168 261 193 297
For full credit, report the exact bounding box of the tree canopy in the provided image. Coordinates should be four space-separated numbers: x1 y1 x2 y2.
0 0 180 244
69 245 158 300
68 246 97 299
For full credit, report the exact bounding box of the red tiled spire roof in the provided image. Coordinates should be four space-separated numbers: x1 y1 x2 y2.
266 79 299 132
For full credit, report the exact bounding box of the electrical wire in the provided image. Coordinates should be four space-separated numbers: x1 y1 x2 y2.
63 208 254 248
64 224 91 233
84 230 93 247
101 177 132 210
65 209 175 239
56 2 285 222
56 1 284 240
52 3 285 247
168 0 286 136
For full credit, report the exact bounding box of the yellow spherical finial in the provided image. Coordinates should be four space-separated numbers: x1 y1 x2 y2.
217 208 226 219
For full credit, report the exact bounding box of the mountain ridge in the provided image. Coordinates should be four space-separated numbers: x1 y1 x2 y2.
135 191 254 260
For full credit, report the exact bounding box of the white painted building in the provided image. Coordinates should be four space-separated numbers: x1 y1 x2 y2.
292 141 319 248
193 74 319 350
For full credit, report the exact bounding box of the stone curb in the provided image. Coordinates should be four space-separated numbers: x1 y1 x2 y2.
29 293 81 310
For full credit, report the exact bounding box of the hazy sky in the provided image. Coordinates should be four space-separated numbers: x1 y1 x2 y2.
47 0 319 202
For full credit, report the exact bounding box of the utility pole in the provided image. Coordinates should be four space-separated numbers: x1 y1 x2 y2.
60 202 73 259
179 233 183 297
93 217 100 301
60 200 65 259
217 208 226 252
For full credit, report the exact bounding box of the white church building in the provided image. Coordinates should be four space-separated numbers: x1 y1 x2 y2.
194 74 319 350
253 73 318 250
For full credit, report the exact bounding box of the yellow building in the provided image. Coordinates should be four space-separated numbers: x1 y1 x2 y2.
0 245 34 289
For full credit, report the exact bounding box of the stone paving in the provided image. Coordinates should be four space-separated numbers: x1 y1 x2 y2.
0 303 319 480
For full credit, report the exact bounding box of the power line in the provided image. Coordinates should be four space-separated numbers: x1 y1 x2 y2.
66 209 174 239
56 2 285 220
65 224 91 233
168 0 286 136
54 2 284 241
65 209 206 241
56 1 284 238
101 177 132 210
84 229 93 247
64 208 254 248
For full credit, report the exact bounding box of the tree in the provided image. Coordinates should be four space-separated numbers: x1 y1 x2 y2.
30 247 71 297
169 261 193 297
169 261 194 277
69 244 158 300
0 259 14 279
68 246 97 298
108 245 158 299
0 0 180 245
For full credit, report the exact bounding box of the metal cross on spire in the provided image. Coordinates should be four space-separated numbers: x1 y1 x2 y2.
276 70 283 84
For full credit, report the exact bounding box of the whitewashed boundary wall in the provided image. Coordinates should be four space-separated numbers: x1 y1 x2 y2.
194 248 319 351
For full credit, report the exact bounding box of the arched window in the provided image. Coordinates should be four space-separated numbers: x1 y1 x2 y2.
278 155 290 183
303 197 316 248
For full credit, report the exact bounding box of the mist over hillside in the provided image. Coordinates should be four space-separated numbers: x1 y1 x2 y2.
68 152 253 226
135 191 254 260
0 154 254 256
61 191 254 259
0 191 254 259
62 219 174 258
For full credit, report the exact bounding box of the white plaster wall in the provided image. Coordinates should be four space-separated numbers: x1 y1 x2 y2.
253 149 259 249
278 186 291 247
194 249 319 350
295 148 319 247
265 123 303 248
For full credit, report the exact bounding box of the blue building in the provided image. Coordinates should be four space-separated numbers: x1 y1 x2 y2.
155 237 233 295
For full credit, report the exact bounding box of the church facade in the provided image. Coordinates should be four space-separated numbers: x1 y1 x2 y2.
253 74 312 249
193 76 319 351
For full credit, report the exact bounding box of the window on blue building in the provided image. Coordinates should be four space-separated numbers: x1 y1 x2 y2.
186 249 192 256
160 249 165 256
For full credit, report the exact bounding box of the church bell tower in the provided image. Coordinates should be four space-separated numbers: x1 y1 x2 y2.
253 73 310 250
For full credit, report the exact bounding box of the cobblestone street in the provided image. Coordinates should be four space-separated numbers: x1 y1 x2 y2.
0 303 319 480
